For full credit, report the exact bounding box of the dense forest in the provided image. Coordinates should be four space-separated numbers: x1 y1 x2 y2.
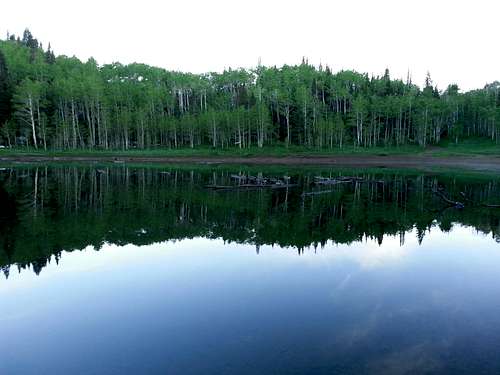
0 30 499 150
1 165 500 276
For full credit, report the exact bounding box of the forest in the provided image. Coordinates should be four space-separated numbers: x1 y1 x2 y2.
1 165 500 276
0 29 499 151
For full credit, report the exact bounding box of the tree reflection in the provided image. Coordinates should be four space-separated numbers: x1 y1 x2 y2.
1 166 500 276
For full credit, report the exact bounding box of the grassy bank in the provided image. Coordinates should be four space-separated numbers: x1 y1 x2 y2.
0 144 424 158
1 139 499 158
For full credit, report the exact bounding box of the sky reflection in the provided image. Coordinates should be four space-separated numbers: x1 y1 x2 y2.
2 224 500 374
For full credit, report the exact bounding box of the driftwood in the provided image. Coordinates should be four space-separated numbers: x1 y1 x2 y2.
460 191 500 208
429 188 500 210
231 174 270 185
300 175 385 196
215 174 295 190
206 184 296 191
432 189 465 208
315 179 352 186
301 189 336 197
314 176 384 186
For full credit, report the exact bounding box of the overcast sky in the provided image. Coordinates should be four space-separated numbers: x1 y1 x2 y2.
1 0 498 91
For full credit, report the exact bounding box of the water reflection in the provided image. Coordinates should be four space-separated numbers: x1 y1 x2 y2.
2 226 500 374
2 166 500 374
1 165 500 276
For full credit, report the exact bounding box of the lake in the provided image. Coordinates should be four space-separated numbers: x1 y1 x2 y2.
1 164 500 374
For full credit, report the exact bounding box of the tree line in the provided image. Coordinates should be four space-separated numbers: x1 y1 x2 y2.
0 29 499 150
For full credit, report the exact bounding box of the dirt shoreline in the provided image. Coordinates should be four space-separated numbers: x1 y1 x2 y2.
1 154 500 172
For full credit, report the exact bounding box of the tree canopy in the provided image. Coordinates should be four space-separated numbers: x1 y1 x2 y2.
0 29 499 150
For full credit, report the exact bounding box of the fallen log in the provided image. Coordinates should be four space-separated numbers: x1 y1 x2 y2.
315 179 353 186
314 176 384 185
271 184 297 189
206 183 297 190
432 189 465 208
302 189 336 197
460 191 500 208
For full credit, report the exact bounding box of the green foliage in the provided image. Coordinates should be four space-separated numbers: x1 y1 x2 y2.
0 49 11 126
0 30 500 149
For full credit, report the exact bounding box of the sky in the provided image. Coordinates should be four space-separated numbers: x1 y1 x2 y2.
1 0 498 91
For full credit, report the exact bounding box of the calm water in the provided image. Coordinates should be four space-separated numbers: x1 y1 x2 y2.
2 165 500 374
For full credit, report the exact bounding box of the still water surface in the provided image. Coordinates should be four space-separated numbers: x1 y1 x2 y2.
1 165 500 374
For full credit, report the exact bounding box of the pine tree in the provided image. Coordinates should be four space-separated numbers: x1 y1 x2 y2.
45 43 56 64
22 29 39 63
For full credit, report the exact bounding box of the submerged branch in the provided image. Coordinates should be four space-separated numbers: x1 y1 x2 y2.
460 191 500 208
432 189 465 209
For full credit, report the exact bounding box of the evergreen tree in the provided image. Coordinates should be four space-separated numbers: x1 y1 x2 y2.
44 43 56 64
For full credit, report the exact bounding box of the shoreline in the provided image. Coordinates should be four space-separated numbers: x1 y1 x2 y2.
1 154 500 172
